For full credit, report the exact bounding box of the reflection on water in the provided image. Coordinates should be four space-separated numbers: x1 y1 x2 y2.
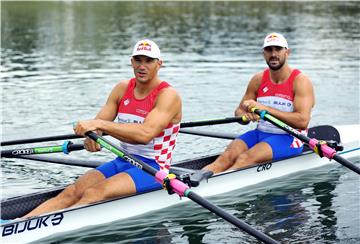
2 2 359 136
1 1 359 243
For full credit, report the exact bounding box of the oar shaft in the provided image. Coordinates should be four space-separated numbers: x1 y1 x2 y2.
252 110 309 143
332 154 360 174
85 132 159 176
179 128 237 140
85 131 278 243
251 108 360 175
86 132 190 195
1 134 82 146
17 155 103 168
1 142 84 157
181 116 249 128
1 116 249 146
186 191 278 244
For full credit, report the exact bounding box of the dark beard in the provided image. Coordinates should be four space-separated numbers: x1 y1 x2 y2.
266 59 285 71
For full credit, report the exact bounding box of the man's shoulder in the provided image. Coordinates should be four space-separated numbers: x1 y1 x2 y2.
119 79 131 86
293 71 312 84
159 85 180 97
109 79 132 101
114 79 131 90
293 72 314 93
249 71 264 86
253 71 265 80
156 84 182 106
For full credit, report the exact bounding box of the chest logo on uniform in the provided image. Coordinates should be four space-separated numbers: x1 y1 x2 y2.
262 87 269 93
136 109 148 115
124 99 130 106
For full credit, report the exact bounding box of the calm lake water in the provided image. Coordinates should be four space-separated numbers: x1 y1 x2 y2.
1 1 359 243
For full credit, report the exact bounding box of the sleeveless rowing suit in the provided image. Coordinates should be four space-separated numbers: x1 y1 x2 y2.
97 78 180 193
238 69 307 159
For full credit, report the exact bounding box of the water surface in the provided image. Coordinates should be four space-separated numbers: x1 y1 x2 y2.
1 2 359 243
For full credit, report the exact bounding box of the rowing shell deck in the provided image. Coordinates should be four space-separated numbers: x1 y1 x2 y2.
1 125 359 243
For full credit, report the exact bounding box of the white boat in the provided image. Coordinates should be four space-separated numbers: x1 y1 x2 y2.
1 124 359 243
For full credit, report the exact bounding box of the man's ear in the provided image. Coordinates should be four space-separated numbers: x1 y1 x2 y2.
286 48 291 56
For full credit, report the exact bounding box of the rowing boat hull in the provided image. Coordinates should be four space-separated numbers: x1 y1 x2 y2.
1 124 359 243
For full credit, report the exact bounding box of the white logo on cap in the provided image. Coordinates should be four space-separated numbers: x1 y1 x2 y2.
137 42 152 52
266 34 280 42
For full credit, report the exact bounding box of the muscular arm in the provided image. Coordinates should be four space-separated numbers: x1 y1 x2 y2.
94 81 128 122
75 87 182 144
234 73 262 121
243 73 315 129
75 80 128 151
285 74 315 129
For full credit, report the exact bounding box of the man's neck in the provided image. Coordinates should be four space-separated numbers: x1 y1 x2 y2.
269 65 292 84
134 77 161 99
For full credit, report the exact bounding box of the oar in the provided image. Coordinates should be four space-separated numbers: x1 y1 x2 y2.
1 116 249 146
1 141 84 158
1 134 83 146
16 155 103 168
180 128 237 140
85 131 278 244
250 108 360 175
181 115 249 127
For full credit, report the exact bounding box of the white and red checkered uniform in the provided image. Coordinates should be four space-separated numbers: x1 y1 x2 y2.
117 78 180 171
256 69 307 148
